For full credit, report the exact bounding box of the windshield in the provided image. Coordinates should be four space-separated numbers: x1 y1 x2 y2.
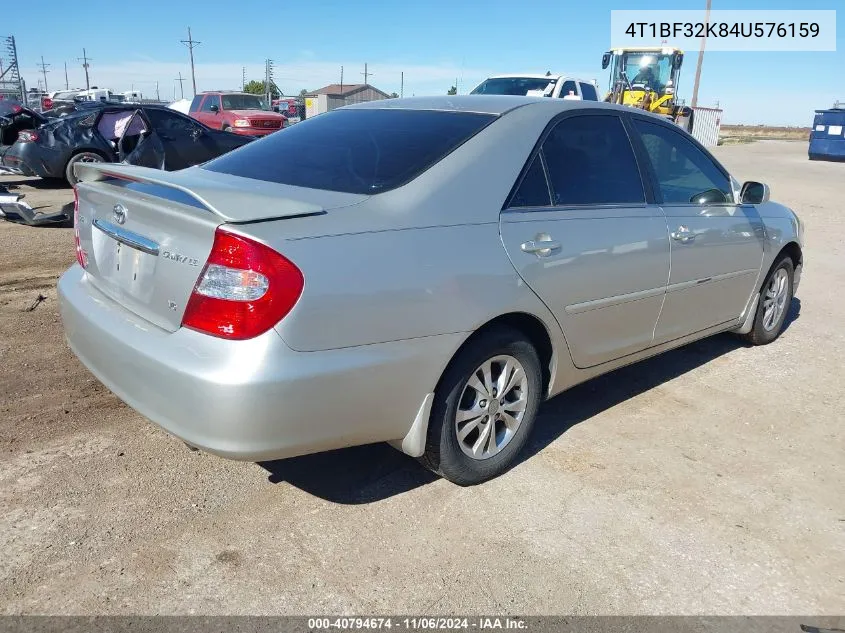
221 94 269 110
620 54 673 91
203 109 496 194
471 77 557 96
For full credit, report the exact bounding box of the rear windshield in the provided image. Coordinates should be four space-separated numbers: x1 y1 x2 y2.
202 109 497 194
471 77 556 96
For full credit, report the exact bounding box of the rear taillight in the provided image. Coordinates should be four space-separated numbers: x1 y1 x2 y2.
181 228 304 340
73 187 88 268
17 130 38 143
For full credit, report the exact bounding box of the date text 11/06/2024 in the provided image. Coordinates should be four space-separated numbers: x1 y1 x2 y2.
307 617 528 630
624 21 820 39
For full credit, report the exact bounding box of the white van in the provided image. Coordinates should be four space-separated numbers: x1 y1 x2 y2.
76 88 115 102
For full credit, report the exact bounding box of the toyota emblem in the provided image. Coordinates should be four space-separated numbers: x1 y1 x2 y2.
112 204 127 225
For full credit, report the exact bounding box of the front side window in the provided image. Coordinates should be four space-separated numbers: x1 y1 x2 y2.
541 115 645 206
200 95 221 112
145 109 201 136
203 109 496 194
633 119 733 204
560 81 578 98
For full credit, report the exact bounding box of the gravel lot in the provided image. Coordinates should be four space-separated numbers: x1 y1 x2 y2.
1 141 843 615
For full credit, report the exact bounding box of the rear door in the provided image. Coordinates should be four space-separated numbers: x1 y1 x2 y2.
630 116 765 343
499 112 670 368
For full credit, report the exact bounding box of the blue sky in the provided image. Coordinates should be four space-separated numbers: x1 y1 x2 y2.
6 0 843 125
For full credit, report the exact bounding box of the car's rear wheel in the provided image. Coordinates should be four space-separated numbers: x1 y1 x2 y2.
222 125 232 132
742 255 794 345
420 326 542 486
65 151 105 186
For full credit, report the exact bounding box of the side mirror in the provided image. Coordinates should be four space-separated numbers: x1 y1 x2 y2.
674 53 684 70
740 181 770 204
690 188 730 205
601 52 611 70
209 104 219 113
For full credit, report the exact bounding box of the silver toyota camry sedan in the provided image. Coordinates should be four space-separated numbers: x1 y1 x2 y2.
58 96 804 486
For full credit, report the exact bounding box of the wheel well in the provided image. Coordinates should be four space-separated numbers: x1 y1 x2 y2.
441 313 554 397
779 242 803 269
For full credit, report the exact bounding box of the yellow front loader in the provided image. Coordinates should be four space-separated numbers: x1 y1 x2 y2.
601 46 694 132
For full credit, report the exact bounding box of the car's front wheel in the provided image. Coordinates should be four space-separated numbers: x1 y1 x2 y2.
420 326 542 486
742 255 794 345
65 151 105 186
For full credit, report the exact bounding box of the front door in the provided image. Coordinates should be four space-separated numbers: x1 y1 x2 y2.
499 113 670 368
630 117 765 344
143 108 217 170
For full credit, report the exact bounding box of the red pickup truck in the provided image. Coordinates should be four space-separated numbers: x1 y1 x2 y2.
189 91 286 136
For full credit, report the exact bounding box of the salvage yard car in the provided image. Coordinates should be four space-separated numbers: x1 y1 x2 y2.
58 96 804 486
189 91 287 136
2 104 253 186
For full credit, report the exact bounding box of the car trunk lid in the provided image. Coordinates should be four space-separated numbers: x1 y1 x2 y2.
74 163 366 331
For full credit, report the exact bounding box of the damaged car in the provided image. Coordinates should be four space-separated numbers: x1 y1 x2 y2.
1 104 254 186
1 100 47 167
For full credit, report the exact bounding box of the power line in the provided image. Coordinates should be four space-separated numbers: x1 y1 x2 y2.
180 27 201 96
37 56 50 93
77 49 91 90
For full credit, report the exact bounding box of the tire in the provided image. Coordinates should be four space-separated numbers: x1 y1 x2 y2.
222 125 232 132
420 326 543 486
64 151 105 186
742 256 794 346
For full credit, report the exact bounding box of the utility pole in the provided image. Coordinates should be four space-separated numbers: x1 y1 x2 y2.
78 48 91 90
400 71 404 98
38 56 50 93
64 61 69 89
340 66 344 94
265 59 274 105
242 66 246 91
361 63 371 85
155 81 160 101
181 27 201 96
175 72 185 99
690 0 711 109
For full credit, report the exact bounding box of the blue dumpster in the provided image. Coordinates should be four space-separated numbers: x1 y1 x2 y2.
809 106 845 161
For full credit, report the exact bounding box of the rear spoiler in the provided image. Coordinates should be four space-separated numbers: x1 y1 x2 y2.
74 163 327 222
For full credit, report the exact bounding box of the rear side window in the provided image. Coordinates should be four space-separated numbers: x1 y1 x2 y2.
189 95 203 112
579 82 598 101
203 109 496 194
509 156 550 207
542 115 645 206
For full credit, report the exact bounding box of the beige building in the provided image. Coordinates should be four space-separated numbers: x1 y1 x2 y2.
304 83 391 118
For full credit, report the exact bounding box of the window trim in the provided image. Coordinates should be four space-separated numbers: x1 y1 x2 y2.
503 109 656 212
626 111 736 207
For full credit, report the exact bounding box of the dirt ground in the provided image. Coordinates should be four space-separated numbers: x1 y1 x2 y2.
1 141 843 615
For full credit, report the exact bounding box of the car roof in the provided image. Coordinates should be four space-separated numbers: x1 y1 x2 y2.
344 95 622 116
484 74 565 80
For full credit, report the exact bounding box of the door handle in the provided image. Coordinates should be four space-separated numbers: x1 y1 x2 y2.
520 234 561 257
670 226 696 243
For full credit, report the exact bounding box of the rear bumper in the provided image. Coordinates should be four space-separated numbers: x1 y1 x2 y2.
58 265 462 461
1 143 61 178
